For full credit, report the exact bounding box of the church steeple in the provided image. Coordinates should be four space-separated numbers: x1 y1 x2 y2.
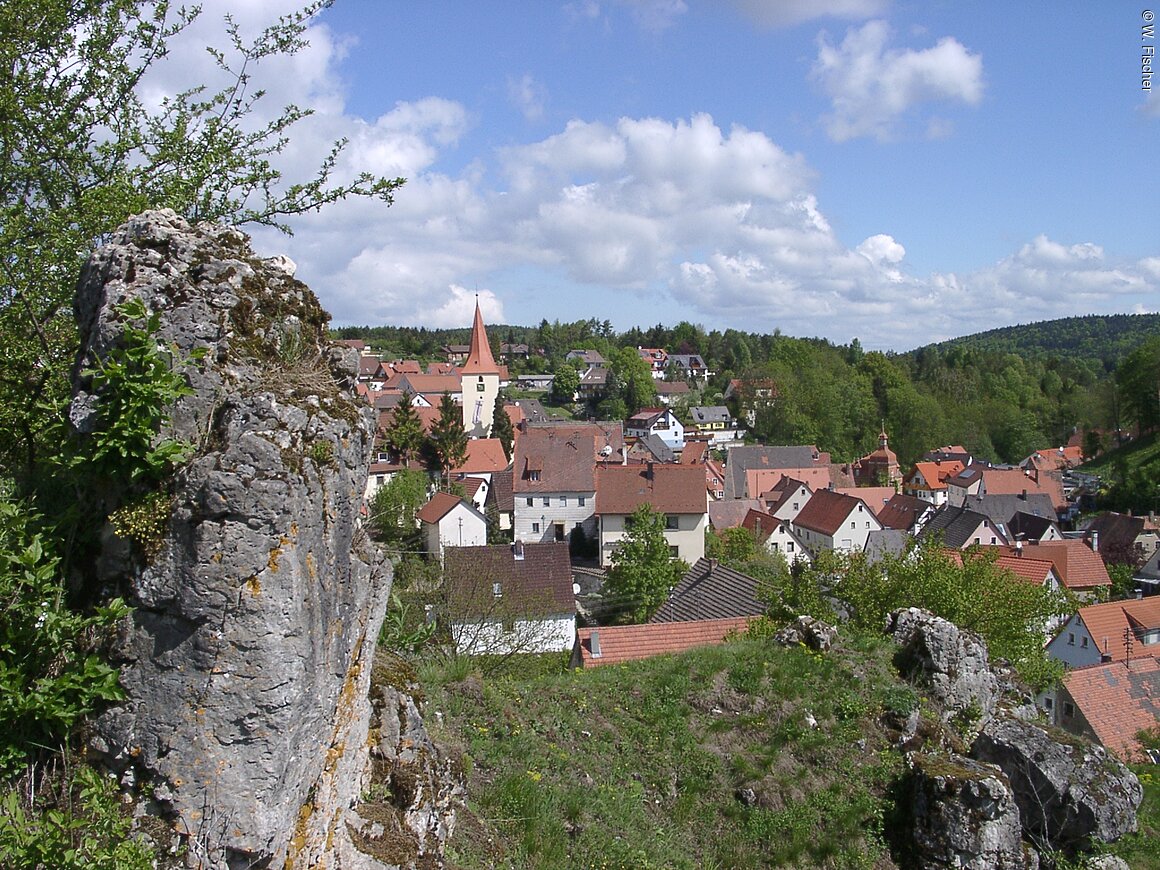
461 297 498 374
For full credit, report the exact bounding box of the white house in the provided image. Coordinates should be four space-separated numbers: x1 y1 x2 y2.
595 463 708 567
624 408 685 450
443 542 576 655
1045 596 1160 669
791 489 882 556
417 492 487 562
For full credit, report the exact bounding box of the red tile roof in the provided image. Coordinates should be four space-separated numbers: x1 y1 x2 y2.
574 617 752 667
1074 597 1160 662
1063 655 1160 762
680 441 708 465
1014 541 1110 591
982 467 1066 512
453 438 510 474
835 486 895 516
907 460 965 491
595 464 708 515
461 300 500 374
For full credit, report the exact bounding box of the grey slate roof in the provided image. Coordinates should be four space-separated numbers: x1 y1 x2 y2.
1008 511 1060 542
961 493 1056 525
650 557 766 623
690 406 731 425
919 506 1006 549
633 433 675 463
725 445 820 500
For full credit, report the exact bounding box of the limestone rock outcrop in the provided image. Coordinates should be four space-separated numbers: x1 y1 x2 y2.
909 753 1035 870
887 607 999 724
773 615 838 651
71 210 402 868
971 716 1144 853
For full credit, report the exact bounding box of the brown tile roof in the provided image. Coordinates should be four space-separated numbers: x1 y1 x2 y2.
574 617 752 667
513 428 598 493
1074 597 1160 662
416 491 467 524
384 372 462 395
793 489 871 537
489 468 514 513
740 509 787 543
1015 541 1110 591
1063 655 1160 762
708 499 764 530
991 553 1059 586
444 542 575 617
748 466 832 497
453 439 510 474
680 441 708 465
878 493 933 531
595 464 708 515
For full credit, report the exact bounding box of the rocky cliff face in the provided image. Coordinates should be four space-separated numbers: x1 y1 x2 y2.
69 210 442 868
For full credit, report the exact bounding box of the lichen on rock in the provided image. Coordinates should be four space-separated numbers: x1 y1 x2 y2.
69 210 442 868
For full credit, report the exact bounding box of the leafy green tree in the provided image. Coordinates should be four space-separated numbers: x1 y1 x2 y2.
604 505 687 623
491 392 515 460
0 0 403 483
370 469 430 543
551 361 580 403
383 389 424 466
792 539 1070 689
1116 336 1160 432
427 392 468 487
610 347 657 415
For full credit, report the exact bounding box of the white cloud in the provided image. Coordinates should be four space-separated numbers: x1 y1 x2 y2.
508 74 548 122
730 0 888 29
812 21 984 142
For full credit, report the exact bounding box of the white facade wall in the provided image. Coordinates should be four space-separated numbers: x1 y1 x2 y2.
795 505 881 556
513 491 597 544
425 506 487 560
452 613 576 655
1046 615 1103 669
462 371 500 439
598 512 708 567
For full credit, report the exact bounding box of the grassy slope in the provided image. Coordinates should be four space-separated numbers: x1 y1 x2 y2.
420 634 1159 870
1081 430 1160 476
424 634 917 870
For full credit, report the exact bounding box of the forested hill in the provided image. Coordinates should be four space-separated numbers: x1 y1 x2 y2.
919 313 1160 368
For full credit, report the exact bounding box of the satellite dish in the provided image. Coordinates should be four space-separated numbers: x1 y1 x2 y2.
600 445 612 456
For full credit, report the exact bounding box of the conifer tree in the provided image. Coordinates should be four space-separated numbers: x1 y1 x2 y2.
384 389 423 466
428 391 468 488
491 392 515 460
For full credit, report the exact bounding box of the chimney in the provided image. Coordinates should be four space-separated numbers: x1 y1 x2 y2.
1015 539 1023 557
513 540 525 561
646 461 654 480
589 630 602 658
708 558 719 572
1020 489 1027 500
1089 530 1099 553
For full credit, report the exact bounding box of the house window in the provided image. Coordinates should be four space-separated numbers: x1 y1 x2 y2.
543 497 550 507
865 522 870 528
786 542 794 552
578 497 586 507
476 381 485 391
529 471 540 482
792 503 799 510
1081 637 1088 648
1043 697 1053 710
850 521 856 529
665 515 679 530
559 497 567 507
526 497 534 507
376 475 385 485
532 522 540 533
1067 633 1075 646
669 546 679 558
1063 702 1074 718
492 582 502 598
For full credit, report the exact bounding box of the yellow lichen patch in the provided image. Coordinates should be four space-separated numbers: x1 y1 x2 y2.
245 575 261 596
212 552 223 563
306 552 316 581
268 547 282 573
290 521 299 537
286 800 315 869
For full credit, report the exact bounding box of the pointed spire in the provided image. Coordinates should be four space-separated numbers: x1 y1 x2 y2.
461 296 499 373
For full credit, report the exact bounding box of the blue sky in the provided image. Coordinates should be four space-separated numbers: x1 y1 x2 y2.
160 1 1160 350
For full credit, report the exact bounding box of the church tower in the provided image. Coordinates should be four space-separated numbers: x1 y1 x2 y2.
461 298 501 438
